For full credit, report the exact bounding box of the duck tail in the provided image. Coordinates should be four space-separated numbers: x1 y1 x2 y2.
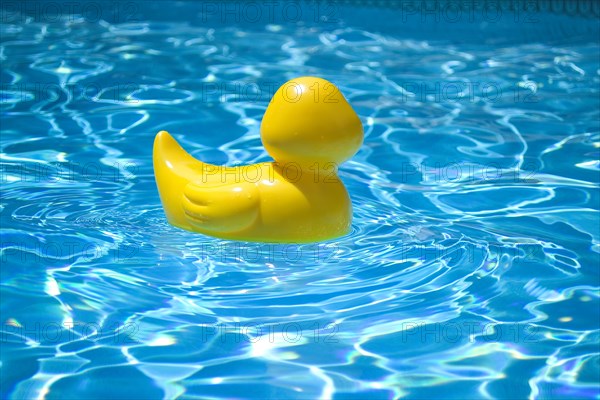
153 131 215 182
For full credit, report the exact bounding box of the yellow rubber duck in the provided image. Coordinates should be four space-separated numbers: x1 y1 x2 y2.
153 76 363 243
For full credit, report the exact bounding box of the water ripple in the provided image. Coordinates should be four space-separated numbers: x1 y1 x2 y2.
1 4 599 400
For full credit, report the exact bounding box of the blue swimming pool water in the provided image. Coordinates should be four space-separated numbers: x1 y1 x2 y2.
1 1 599 399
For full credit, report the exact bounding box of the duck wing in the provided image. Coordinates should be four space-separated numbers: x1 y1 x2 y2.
183 181 260 233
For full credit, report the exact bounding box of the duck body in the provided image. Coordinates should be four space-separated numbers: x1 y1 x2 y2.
153 131 351 242
153 76 363 243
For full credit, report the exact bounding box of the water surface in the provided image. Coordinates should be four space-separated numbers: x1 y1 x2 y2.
1 2 599 399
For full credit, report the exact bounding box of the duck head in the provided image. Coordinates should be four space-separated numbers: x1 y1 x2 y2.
260 77 363 168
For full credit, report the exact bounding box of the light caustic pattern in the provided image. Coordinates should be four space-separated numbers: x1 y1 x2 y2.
1 6 599 400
